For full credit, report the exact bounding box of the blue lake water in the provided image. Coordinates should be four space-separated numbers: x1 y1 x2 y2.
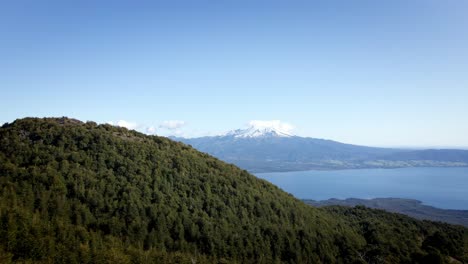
256 167 468 210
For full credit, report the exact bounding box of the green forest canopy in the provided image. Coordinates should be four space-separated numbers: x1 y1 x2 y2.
0 117 466 263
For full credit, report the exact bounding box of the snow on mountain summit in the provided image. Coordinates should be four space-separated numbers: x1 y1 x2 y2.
224 120 294 138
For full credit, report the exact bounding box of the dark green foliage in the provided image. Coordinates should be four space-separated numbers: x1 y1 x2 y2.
0 117 466 263
323 206 468 263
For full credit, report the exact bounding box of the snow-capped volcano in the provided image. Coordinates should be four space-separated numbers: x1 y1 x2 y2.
175 120 468 173
224 120 294 138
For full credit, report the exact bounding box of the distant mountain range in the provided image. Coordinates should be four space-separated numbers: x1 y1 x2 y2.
174 124 468 172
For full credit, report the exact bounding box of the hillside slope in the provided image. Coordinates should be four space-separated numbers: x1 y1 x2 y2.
0 117 466 263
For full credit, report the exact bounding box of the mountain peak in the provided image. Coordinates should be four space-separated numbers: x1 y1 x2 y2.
225 120 294 138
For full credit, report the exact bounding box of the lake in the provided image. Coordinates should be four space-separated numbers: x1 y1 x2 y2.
256 167 468 210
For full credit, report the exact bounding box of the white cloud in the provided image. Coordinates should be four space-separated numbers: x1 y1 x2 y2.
146 126 157 134
105 119 188 136
248 120 294 134
159 120 186 130
107 120 139 130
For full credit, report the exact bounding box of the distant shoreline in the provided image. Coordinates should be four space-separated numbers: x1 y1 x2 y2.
304 197 468 227
254 165 468 174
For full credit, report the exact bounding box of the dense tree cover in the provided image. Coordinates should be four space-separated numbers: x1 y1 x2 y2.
323 206 467 264
304 198 468 227
0 117 466 263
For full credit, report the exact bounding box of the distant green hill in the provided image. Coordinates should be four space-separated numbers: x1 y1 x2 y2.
0 117 467 263
304 198 468 227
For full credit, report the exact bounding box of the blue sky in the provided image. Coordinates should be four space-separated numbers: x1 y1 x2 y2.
1 1 467 147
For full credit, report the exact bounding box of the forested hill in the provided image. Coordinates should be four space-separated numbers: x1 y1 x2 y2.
0 117 467 263
305 198 468 228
